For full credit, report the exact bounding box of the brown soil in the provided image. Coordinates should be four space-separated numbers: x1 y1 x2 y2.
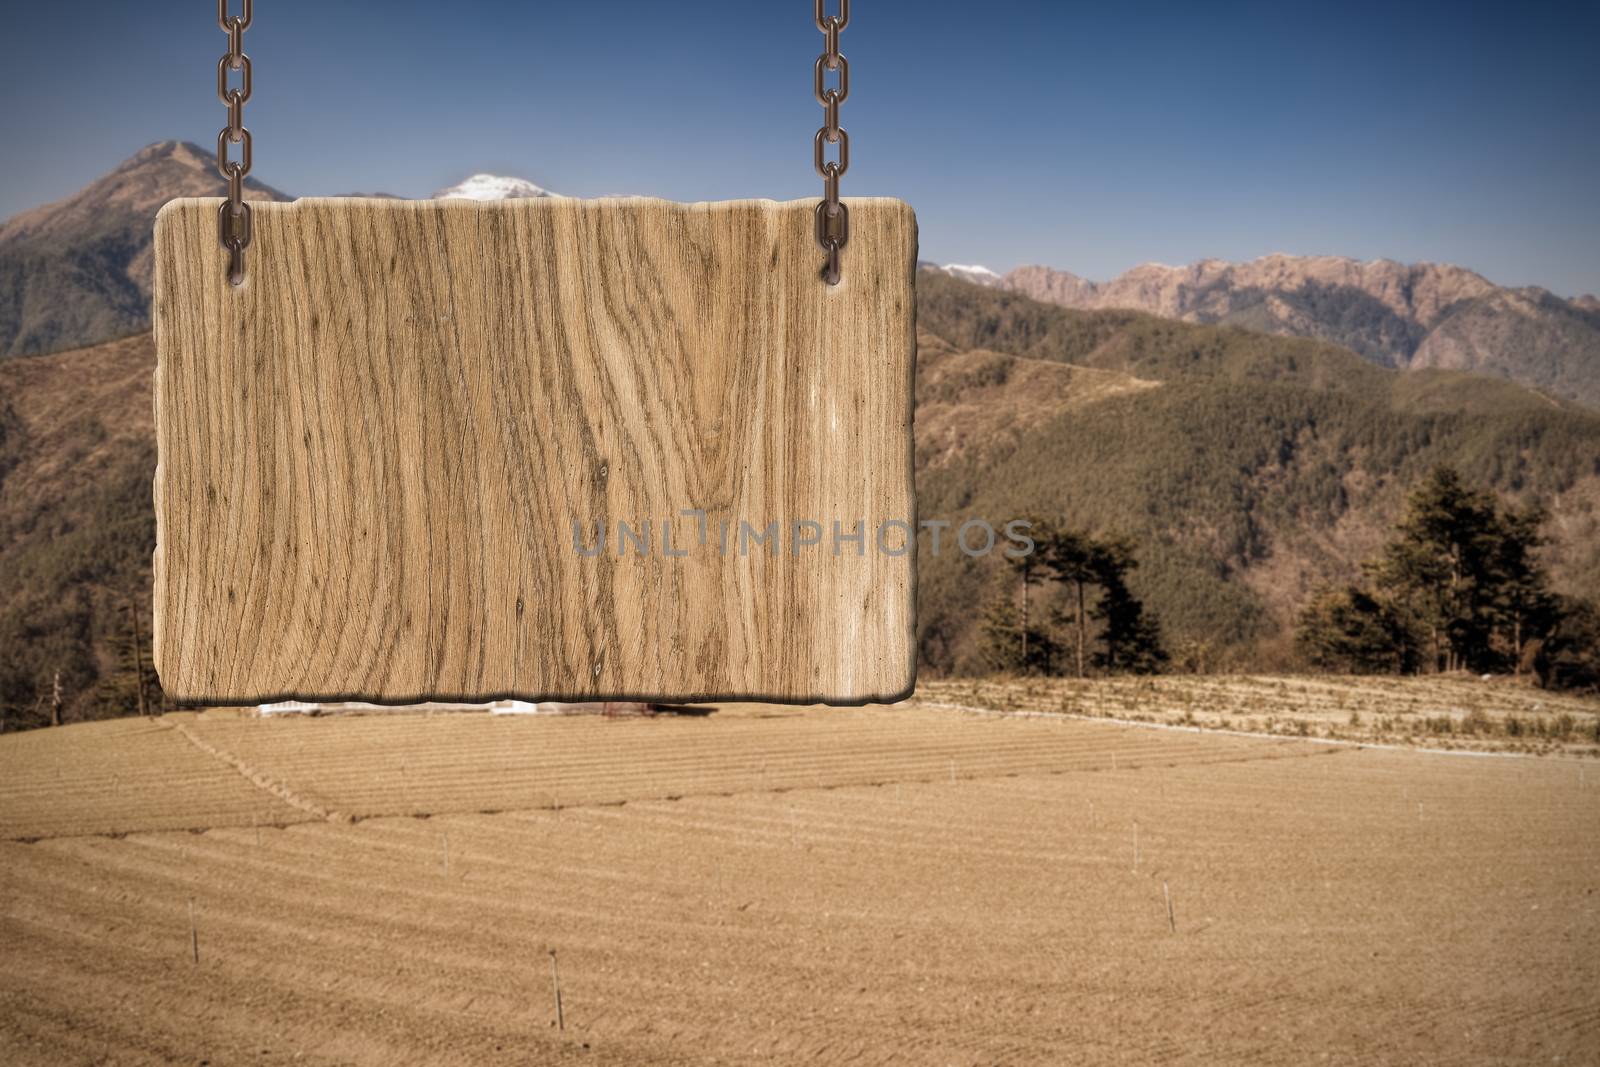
2 699 1597 1064
921 674 1600 756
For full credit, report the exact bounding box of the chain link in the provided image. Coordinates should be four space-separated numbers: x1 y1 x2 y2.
814 0 849 285
207 3 843 285
217 0 253 285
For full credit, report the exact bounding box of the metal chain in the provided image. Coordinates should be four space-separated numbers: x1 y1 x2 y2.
207 3 842 285
217 0 254 285
814 0 849 285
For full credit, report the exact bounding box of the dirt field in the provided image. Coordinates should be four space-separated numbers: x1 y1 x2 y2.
921 674 1600 756
2 696 1598 1065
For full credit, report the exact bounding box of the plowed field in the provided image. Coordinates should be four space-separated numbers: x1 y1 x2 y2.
2 701 1597 1065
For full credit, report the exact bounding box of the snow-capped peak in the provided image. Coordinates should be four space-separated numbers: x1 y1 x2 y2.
432 174 560 201
940 263 1003 286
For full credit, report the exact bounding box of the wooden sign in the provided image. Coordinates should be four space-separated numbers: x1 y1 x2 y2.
152 197 917 705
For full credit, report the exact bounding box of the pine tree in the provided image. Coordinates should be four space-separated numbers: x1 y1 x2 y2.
1490 504 1557 675
1293 466 1583 685
1295 584 1413 673
1375 466 1501 672
0 590 96 731
1011 528 1050 674
1089 538 1167 673
1530 597 1600 693
979 581 1025 674
95 594 156 719
979 579 1056 671
979 557 1056 675
1043 529 1098 678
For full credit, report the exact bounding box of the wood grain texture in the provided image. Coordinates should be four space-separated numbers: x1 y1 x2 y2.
152 197 917 705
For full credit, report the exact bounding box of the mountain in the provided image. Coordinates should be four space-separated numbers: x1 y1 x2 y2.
0 333 159 726
0 146 565 360
16 146 1593 407
0 141 287 358
923 263 1003 288
6 275 1600 725
432 174 560 200
4 147 1600 723
1000 256 1600 408
912 270 1600 672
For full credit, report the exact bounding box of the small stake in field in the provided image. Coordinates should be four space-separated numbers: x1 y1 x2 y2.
442 832 451 877
549 949 565 1031
188 898 199 964
1163 881 1176 933
1133 821 1140 871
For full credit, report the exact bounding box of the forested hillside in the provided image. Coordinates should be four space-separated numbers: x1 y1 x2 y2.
4 272 1600 728
913 272 1600 672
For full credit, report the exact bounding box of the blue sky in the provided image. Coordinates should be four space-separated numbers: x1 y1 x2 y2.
3 0 1598 296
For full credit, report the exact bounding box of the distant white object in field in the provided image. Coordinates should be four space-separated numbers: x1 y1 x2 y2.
256 699 649 716
258 699 540 716
493 702 655 716
432 174 561 200
257 700 321 715
489 701 543 715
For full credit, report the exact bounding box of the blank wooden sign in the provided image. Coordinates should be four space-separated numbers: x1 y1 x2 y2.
152 197 917 705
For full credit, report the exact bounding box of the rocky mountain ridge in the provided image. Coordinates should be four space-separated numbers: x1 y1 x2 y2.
7 139 1598 411
0 142 559 358
924 256 1600 407
0 141 287 357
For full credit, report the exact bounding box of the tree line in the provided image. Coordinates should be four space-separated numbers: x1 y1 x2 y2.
1296 466 1600 691
981 524 1167 676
